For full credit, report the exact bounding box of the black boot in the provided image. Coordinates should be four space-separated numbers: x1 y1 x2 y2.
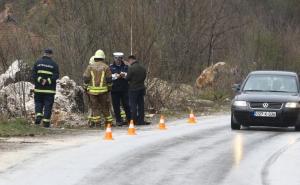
43 121 51 128
116 122 124 126
122 120 130 126
136 121 151 125
35 117 42 125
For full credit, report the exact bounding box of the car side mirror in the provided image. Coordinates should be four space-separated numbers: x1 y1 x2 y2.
232 84 241 92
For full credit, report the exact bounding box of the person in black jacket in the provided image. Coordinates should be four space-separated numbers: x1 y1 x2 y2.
126 55 150 125
109 52 131 126
32 48 59 127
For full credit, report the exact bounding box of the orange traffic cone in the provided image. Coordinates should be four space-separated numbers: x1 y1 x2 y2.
158 115 167 130
128 120 136 135
188 110 197 124
104 124 114 140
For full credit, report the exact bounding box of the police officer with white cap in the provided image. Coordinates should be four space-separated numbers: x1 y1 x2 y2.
109 52 131 126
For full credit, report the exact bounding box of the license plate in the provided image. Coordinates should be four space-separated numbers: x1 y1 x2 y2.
254 111 276 117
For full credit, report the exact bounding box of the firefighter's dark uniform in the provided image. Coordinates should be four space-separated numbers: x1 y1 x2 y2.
83 60 113 126
110 62 131 125
32 55 59 127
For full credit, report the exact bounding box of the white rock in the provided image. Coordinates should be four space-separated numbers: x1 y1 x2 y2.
0 60 22 89
55 76 83 112
0 81 34 116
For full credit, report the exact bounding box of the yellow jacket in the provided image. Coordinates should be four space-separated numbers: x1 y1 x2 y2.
83 61 112 95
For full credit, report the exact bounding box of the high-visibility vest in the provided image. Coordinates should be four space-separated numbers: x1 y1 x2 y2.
87 70 108 95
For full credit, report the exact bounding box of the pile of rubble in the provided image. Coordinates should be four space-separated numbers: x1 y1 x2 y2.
195 62 226 89
0 60 31 89
0 61 86 127
146 78 214 111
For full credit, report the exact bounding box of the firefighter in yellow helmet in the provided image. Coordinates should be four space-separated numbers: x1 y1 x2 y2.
83 50 113 127
89 56 95 65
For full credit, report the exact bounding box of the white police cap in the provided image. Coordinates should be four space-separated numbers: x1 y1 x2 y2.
113 52 124 57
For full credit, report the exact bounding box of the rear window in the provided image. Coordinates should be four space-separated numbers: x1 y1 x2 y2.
243 74 299 93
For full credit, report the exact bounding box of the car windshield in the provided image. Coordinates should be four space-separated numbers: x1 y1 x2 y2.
243 74 299 93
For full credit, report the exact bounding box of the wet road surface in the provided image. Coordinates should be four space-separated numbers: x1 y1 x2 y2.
0 115 299 185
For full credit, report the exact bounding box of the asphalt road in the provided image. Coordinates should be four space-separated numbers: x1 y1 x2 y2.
0 115 300 185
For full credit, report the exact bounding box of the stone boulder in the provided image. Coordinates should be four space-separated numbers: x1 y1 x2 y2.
52 76 86 127
55 76 85 113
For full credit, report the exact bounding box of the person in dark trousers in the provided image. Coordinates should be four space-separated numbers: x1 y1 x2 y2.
32 48 59 128
110 52 131 126
126 55 150 125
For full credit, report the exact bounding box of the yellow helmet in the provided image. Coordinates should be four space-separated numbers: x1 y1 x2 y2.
89 56 95 64
94 49 105 59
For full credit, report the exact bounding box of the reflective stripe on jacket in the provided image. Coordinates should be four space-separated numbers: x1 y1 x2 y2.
32 56 59 94
83 61 112 95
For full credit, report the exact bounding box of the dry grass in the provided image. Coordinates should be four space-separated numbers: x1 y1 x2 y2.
0 118 56 137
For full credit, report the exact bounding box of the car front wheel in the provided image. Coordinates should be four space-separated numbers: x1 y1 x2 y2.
231 113 241 130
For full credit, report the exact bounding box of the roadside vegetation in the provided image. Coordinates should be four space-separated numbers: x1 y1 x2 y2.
0 118 57 137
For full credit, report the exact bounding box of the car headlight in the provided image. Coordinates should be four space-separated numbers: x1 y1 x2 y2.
233 101 247 107
285 102 300 108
